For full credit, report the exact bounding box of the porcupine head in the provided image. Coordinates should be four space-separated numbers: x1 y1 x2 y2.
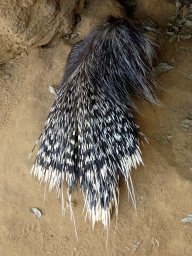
30 16 158 236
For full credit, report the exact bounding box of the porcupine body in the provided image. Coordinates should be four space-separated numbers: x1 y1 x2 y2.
31 16 158 231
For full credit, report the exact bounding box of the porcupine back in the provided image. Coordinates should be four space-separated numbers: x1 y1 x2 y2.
31 16 158 232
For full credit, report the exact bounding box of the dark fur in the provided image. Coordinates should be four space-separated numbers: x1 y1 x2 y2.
31 16 158 232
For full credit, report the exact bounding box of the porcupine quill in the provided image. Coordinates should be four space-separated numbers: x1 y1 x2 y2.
30 16 158 239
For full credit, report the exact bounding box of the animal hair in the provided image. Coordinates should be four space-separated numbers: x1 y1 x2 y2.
30 16 158 235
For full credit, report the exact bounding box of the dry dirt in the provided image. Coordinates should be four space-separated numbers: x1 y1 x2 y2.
0 0 87 63
1 0 192 255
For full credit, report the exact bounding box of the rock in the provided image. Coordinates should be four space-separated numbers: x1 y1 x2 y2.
181 214 192 223
30 207 42 218
153 63 174 76
180 119 192 129
0 0 87 63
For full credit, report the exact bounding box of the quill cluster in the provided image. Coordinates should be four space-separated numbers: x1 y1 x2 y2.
31 16 158 232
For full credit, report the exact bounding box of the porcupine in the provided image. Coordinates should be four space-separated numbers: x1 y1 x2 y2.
30 16 158 233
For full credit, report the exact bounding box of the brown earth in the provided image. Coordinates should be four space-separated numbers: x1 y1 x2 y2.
1 0 192 255
0 0 87 63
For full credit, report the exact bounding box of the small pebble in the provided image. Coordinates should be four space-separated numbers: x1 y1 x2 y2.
181 214 192 223
133 242 140 253
180 119 192 129
5 74 11 79
49 85 57 95
30 207 42 218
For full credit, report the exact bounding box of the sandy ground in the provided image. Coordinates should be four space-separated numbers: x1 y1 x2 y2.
1 1 192 255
